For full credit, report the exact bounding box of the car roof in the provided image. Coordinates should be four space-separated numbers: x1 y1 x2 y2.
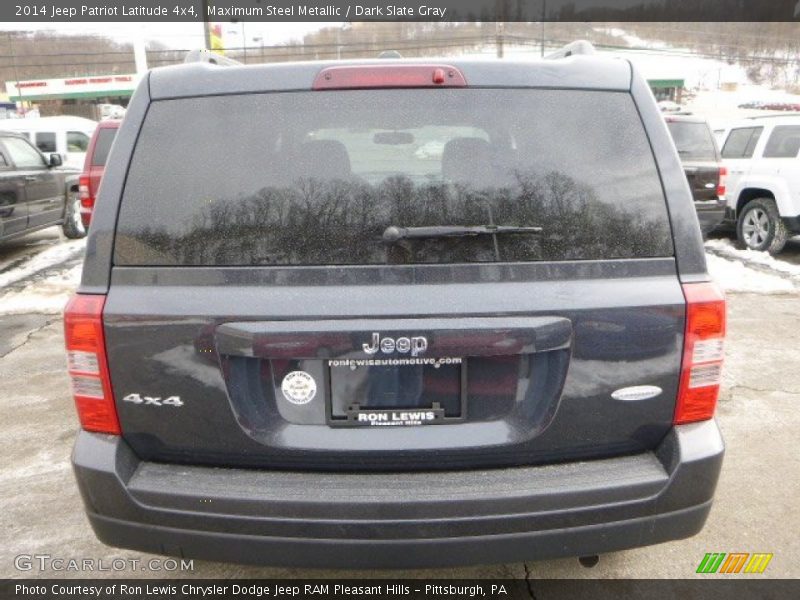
725 114 800 128
148 55 633 100
96 119 121 129
0 115 98 131
0 130 32 139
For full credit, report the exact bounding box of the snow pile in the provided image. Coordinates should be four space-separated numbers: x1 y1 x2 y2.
0 239 85 289
705 238 800 281
705 253 796 294
0 263 82 315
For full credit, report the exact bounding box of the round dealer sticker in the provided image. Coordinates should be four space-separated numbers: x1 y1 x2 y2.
281 371 317 405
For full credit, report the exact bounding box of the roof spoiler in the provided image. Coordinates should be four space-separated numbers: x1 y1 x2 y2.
183 49 242 67
544 40 596 60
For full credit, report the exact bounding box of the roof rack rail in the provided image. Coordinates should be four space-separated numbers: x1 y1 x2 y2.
184 49 242 67
544 40 596 60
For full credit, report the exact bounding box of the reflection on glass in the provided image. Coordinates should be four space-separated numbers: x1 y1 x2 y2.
116 88 674 266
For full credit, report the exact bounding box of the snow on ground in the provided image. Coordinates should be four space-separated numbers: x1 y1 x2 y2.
602 27 668 50
458 40 799 123
597 27 800 123
706 238 800 280
0 239 85 289
689 86 800 124
705 247 797 294
0 263 82 316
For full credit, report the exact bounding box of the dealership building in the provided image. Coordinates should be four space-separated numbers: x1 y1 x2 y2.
5 74 139 118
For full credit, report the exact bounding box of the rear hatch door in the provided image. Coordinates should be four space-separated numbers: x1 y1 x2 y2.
105 79 684 471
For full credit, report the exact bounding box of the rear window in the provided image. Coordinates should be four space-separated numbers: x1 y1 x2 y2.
666 120 718 161
91 127 117 167
115 89 673 266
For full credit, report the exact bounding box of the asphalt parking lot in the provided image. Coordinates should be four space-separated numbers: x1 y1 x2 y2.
1 229 798 583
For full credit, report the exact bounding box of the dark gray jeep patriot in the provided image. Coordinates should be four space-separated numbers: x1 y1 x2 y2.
65 44 726 569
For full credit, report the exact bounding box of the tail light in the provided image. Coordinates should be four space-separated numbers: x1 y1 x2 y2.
717 166 727 198
675 282 726 425
78 174 94 227
64 294 120 435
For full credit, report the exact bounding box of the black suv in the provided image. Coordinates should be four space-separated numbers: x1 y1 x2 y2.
66 45 726 569
0 132 85 242
664 115 727 235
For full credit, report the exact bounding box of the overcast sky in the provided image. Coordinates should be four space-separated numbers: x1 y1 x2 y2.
0 22 329 48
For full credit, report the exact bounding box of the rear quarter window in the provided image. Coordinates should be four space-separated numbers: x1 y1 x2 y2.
762 125 800 158
114 89 673 266
91 128 118 167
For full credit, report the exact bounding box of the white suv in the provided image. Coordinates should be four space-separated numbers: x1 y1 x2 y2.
719 115 800 254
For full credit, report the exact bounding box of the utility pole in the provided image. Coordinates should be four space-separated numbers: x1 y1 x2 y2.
133 29 148 74
241 21 247 64
202 0 211 50
253 36 265 63
337 23 351 60
494 1 506 59
496 22 505 59
540 0 547 57
8 32 25 115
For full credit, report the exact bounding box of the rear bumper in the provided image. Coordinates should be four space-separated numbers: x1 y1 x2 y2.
694 199 727 233
72 421 724 569
782 215 800 235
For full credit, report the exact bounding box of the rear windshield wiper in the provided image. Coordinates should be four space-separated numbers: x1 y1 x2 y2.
382 225 543 243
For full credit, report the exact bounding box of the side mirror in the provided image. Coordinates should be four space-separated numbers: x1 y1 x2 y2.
48 153 62 167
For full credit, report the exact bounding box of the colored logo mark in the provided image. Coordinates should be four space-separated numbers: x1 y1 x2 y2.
697 553 773 574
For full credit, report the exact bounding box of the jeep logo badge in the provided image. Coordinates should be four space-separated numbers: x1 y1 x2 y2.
362 332 428 356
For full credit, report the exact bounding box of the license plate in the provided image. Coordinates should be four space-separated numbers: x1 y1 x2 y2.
327 358 466 427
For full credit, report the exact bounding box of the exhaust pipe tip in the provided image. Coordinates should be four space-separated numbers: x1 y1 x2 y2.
579 555 600 568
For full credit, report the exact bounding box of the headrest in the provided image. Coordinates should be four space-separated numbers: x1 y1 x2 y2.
295 140 352 180
441 137 494 187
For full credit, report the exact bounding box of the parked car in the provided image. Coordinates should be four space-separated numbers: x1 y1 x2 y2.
737 101 766 110
0 116 97 170
78 120 120 228
0 132 84 241
66 43 726 569
97 103 126 120
718 115 800 253
657 100 682 113
665 115 727 235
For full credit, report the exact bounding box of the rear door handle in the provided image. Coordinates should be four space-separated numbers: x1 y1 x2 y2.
24 176 38 182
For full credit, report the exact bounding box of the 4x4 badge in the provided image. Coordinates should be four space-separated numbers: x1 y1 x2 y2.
362 332 428 356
